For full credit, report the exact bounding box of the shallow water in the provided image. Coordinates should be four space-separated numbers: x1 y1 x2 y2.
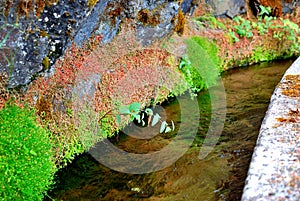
47 59 295 201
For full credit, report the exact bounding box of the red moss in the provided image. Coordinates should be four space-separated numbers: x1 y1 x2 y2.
24 34 103 106
93 46 185 131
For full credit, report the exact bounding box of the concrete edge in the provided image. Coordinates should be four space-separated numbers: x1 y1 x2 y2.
242 57 300 201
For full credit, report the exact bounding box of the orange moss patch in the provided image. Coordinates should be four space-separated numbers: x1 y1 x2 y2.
137 9 161 26
4 0 58 19
105 2 123 26
276 109 300 123
36 96 52 120
281 75 300 97
25 34 103 101
81 26 185 133
87 0 99 8
15 34 104 165
276 75 300 124
173 9 185 35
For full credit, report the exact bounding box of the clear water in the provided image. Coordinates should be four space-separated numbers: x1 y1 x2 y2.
47 59 295 201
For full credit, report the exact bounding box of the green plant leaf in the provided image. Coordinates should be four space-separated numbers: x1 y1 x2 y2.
145 108 153 116
165 126 172 133
233 16 240 23
119 105 130 114
132 113 141 123
259 5 271 16
151 113 161 127
116 114 121 125
171 120 175 131
160 121 167 133
129 102 141 113
236 28 246 37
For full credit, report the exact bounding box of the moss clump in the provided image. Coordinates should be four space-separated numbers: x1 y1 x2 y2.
108 6 123 25
39 30 49 37
137 9 161 26
184 36 220 89
88 0 99 8
174 9 185 35
0 72 9 109
5 0 58 19
0 105 55 201
42 56 50 70
36 96 52 120
190 36 220 70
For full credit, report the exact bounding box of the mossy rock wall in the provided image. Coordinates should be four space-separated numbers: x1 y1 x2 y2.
0 0 193 88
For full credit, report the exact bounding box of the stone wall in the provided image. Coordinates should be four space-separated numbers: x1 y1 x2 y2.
242 57 300 200
0 0 192 88
0 0 298 88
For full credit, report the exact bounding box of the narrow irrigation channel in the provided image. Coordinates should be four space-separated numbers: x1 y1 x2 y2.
47 59 295 201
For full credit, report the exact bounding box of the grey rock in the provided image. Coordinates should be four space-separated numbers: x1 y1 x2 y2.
206 0 246 17
72 0 111 46
0 0 193 88
123 0 142 18
136 2 180 46
1 0 92 88
181 0 193 14
282 1 300 14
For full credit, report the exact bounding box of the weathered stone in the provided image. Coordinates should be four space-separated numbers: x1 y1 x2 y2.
0 0 92 88
136 1 180 46
282 0 300 14
242 57 300 201
207 0 299 18
205 0 246 18
0 0 193 88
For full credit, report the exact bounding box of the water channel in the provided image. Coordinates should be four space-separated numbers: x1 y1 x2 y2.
47 59 295 201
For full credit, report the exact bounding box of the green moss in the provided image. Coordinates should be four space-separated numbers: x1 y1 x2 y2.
42 56 50 70
191 36 220 69
194 15 226 30
251 47 276 63
184 36 220 89
0 104 55 200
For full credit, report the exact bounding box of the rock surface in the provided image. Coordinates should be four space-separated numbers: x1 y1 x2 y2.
205 0 247 17
0 0 191 88
242 57 300 201
206 0 299 18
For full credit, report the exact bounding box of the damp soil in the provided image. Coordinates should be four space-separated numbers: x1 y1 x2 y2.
47 59 295 201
